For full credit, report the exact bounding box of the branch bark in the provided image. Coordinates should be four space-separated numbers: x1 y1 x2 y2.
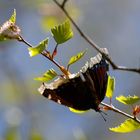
101 102 140 123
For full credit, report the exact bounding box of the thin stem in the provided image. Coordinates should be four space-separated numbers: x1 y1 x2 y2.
113 65 140 73
66 64 70 71
53 0 140 74
61 0 68 8
52 44 58 59
19 36 70 76
101 102 140 123
19 36 32 48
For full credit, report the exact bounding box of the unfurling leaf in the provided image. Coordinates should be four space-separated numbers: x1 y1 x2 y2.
9 9 16 23
110 119 140 133
34 69 57 82
0 21 21 41
51 20 73 44
69 107 88 114
28 38 49 57
0 9 21 41
106 76 115 98
67 50 87 69
116 95 140 105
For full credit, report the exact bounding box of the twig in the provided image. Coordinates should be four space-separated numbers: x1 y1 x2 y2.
61 0 68 8
18 36 70 76
101 102 140 123
53 0 140 74
52 44 58 59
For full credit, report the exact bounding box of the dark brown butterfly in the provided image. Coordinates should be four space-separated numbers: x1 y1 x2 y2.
39 50 109 112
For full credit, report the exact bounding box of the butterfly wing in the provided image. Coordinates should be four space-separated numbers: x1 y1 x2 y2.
81 55 109 111
89 59 108 102
39 49 109 112
39 76 93 111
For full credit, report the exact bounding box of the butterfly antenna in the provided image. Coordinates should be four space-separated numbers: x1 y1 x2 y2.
100 110 107 115
99 111 107 121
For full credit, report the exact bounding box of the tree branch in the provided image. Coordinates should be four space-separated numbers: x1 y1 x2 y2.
101 102 140 123
53 0 140 74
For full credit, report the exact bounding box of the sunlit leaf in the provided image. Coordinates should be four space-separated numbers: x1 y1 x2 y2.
110 119 140 133
67 50 87 69
106 76 115 98
28 38 48 57
69 107 89 114
0 9 20 41
116 95 140 105
34 69 57 82
51 20 73 44
9 9 16 23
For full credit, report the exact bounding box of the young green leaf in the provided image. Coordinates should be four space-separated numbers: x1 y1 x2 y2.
9 9 16 24
69 107 89 114
106 76 115 98
116 95 140 105
51 20 73 44
34 69 57 82
110 119 140 133
28 38 48 57
67 50 87 69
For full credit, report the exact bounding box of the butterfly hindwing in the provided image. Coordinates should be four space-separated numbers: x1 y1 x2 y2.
89 59 108 102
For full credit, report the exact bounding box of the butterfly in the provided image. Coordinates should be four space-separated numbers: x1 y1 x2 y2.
39 49 109 112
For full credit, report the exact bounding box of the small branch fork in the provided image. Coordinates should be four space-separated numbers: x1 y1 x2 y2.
53 0 140 74
61 0 68 8
53 0 140 123
18 36 70 76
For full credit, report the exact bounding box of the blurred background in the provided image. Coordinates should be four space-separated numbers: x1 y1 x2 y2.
0 0 140 140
